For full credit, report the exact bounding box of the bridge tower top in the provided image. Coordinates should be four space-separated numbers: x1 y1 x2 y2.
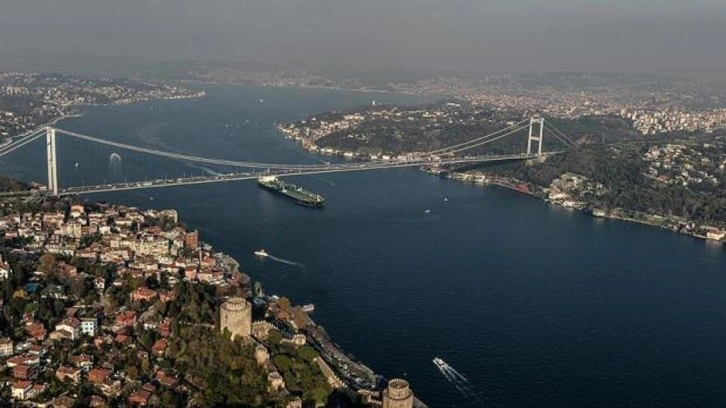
526 117 545 156
46 127 58 196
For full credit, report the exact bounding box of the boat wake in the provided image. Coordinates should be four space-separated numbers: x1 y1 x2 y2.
267 255 305 267
433 358 482 401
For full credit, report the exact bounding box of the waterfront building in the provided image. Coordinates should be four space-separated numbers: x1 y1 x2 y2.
184 231 199 248
219 297 252 339
382 379 414 408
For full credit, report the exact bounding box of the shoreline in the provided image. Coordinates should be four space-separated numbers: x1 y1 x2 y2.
437 171 724 245
179 79 420 96
1 112 85 145
209 245 427 406
2 90 205 144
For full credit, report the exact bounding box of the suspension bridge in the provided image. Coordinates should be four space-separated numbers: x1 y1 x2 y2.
0 117 576 197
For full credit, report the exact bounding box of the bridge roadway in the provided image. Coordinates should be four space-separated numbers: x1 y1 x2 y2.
55 153 546 196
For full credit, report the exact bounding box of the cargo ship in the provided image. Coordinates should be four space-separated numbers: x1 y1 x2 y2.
257 176 326 208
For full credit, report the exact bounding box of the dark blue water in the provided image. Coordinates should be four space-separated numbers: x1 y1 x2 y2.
4 85 726 407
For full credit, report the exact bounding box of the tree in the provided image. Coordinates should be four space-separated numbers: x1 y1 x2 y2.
70 277 90 299
268 329 283 346
273 354 293 371
298 345 318 362
292 308 309 329
126 366 139 381
145 275 159 290
38 253 57 273
277 297 292 313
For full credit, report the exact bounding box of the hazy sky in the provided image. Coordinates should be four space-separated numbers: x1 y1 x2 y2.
2 0 725 79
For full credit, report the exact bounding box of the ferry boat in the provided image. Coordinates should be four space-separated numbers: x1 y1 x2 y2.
302 303 315 312
254 249 269 257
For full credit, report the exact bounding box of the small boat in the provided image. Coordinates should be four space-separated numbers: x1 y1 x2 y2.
424 209 431 214
254 249 269 257
302 303 315 312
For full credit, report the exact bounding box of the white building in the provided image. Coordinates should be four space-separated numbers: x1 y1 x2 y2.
0 255 11 280
11 381 33 400
55 318 81 340
80 317 98 336
0 338 14 357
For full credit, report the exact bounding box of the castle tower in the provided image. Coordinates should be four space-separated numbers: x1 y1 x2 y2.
219 297 252 339
254 345 270 367
382 379 413 408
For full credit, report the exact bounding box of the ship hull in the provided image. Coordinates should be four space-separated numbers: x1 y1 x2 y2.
257 179 326 208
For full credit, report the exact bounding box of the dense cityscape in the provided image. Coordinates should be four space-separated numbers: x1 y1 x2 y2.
0 197 421 407
0 73 205 140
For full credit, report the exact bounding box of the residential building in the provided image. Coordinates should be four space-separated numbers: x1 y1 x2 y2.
54 317 81 340
88 368 112 384
13 364 38 380
0 337 13 357
11 381 33 400
0 255 11 280
56 365 82 383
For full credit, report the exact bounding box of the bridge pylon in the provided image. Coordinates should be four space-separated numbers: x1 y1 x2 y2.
46 127 58 196
526 117 545 156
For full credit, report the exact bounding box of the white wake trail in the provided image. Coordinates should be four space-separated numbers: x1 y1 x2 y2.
439 367 472 397
267 255 305 267
434 359 482 401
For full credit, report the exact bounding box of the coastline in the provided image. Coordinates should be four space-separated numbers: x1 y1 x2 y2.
209 245 427 406
0 112 84 146
437 171 724 245
2 88 206 144
179 79 416 96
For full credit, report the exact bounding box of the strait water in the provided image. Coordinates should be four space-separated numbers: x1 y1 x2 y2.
4 86 726 407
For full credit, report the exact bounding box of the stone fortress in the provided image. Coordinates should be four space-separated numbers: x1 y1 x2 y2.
219 297 252 339
382 378 414 408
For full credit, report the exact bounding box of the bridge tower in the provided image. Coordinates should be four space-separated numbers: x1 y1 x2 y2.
46 127 58 196
526 117 545 156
